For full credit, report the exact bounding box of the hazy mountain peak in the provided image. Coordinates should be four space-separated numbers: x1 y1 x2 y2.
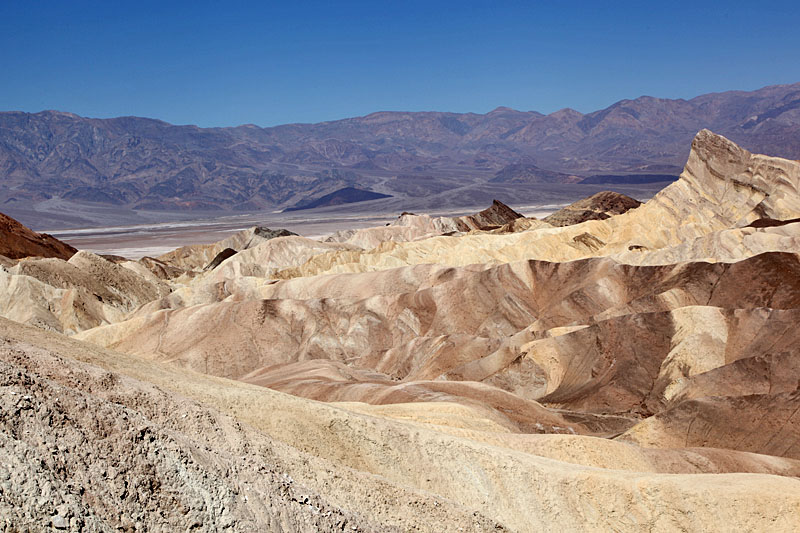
39 109 81 118
487 105 517 113
548 107 584 118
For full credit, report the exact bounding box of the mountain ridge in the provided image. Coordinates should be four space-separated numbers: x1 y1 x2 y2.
1 82 799 227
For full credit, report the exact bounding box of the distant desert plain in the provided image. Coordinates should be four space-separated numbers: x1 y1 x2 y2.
44 181 667 258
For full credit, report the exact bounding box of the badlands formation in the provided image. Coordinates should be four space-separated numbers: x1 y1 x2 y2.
2 130 800 531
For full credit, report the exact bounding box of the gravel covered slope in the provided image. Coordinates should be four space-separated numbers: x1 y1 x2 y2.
0 319 502 532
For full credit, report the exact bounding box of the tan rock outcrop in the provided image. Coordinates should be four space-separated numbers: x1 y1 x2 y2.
157 226 297 270
0 251 170 333
543 190 642 226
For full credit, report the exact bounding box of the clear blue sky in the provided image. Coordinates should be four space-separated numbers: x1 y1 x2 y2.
2 1 799 127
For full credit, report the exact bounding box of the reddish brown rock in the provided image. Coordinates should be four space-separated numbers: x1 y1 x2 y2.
0 211 77 260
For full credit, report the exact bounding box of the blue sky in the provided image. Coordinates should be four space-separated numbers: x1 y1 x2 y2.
2 1 799 127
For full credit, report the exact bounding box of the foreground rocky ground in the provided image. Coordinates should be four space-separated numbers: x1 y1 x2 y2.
2 130 800 531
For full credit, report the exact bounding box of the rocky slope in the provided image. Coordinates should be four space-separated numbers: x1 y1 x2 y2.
156 225 297 271
0 251 170 333
543 190 641 226
0 317 502 532
0 212 77 260
5 317 800 532
3 130 800 530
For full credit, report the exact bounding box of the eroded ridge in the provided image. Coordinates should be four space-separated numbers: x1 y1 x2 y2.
3 130 800 531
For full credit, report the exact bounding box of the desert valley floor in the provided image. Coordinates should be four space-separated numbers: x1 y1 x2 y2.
2 130 800 531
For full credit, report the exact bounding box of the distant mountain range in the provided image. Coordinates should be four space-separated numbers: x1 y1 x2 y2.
1 82 799 224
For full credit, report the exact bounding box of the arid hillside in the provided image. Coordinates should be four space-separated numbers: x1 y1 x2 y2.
0 212 76 260
2 130 800 531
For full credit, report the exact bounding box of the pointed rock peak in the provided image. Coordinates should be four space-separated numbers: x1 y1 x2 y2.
691 129 751 162
549 108 584 119
474 200 524 223
491 198 521 211
682 130 754 193
655 128 800 226
252 226 296 239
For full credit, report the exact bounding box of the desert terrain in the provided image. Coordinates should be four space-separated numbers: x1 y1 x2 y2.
44 183 663 259
2 130 800 531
